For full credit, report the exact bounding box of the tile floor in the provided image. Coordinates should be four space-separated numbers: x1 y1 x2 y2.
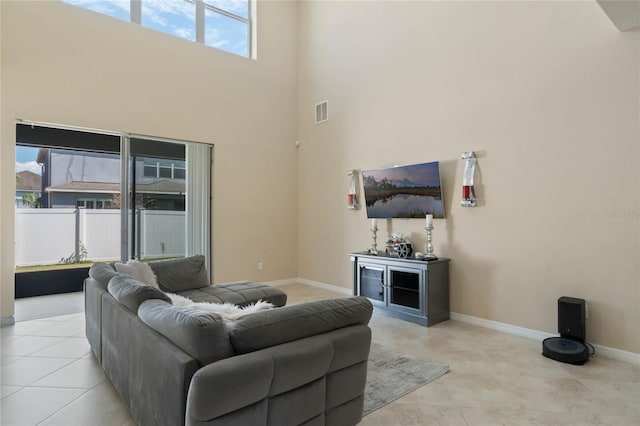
13 292 84 322
1 283 639 426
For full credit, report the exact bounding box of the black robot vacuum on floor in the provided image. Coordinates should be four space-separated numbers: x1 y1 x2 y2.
542 297 592 365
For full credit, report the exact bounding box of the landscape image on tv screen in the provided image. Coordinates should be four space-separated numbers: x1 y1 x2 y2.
362 161 444 219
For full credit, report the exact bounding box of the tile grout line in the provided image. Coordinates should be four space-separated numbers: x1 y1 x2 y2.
2 314 108 425
34 386 94 426
33 379 118 426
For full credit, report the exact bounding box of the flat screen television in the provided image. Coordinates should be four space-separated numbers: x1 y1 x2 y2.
362 161 444 219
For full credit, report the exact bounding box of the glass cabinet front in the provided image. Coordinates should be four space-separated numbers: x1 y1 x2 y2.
388 268 421 310
358 264 385 303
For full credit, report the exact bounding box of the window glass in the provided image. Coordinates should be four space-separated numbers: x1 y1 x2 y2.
173 168 186 179
144 165 158 177
64 0 251 57
204 0 249 19
205 9 248 57
159 167 172 178
142 0 196 42
63 0 131 22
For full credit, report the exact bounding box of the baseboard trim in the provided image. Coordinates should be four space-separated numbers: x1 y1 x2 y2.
450 312 556 341
266 278 352 295
296 278 352 295
590 343 640 365
450 312 640 365
263 278 299 287
1 316 15 327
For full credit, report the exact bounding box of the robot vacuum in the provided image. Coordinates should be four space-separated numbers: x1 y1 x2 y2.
542 337 589 365
541 297 591 365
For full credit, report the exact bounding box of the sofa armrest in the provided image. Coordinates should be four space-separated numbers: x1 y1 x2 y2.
88 262 120 289
84 278 106 362
102 294 200 426
186 325 371 426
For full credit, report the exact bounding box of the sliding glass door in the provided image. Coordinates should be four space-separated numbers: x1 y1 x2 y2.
14 123 212 297
125 136 211 267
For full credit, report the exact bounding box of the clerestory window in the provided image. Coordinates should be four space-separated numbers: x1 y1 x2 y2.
63 0 252 58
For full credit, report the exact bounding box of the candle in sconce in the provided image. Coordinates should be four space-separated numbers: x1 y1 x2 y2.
426 214 433 229
370 219 378 231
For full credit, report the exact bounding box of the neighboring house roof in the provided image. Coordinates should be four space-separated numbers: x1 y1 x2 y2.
135 180 185 195
16 170 42 191
45 180 185 195
46 182 119 194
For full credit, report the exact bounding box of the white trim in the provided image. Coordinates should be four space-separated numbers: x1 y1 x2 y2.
1 316 16 327
263 278 352 295
450 312 555 341
450 312 640 366
263 278 298 287
297 278 351 295
590 343 640 365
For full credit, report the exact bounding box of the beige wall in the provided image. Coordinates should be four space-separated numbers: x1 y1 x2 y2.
297 1 640 353
0 1 298 319
2 1 639 355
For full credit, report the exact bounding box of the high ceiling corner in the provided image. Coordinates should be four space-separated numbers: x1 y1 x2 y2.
597 0 640 31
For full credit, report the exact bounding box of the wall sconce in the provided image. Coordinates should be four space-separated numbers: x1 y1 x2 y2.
461 152 477 207
347 169 359 210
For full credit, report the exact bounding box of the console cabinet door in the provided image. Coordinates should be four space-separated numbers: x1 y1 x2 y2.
357 261 386 307
387 265 424 316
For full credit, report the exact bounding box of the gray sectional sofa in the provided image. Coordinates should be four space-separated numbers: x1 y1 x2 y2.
84 256 373 426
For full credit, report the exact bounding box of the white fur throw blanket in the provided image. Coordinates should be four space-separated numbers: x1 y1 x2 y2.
166 293 274 322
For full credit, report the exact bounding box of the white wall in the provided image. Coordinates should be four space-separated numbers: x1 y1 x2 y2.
1 0 298 319
2 0 639 356
296 1 640 353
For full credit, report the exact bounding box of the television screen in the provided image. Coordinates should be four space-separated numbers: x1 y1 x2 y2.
362 161 444 219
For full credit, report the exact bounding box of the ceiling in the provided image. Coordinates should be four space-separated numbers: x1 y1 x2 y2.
597 0 640 31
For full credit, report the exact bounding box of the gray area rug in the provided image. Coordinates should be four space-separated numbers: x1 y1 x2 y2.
363 343 449 416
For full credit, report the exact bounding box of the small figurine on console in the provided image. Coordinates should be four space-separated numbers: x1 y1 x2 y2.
389 233 413 258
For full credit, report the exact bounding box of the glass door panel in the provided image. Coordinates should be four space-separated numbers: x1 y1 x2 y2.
128 139 186 261
389 268 421 310
359 264 385 303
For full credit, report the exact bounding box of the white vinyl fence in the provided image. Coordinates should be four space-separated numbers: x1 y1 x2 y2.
15 208 185 266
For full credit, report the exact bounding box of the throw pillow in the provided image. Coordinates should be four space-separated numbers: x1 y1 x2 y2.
148 255 210 292
114 260 159 288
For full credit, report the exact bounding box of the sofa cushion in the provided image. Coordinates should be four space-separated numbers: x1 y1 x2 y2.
148 255 210 292
228 297 373 354
107 275 171 313
138 299 234 366
88 262 121 290
179 280 287 307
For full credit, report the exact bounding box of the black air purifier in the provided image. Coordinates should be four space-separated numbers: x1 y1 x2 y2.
542 297 589 365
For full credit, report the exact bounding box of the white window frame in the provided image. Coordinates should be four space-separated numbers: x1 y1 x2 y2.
66 0 253 58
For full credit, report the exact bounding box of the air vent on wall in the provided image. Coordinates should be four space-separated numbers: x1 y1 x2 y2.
315 101 328 124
